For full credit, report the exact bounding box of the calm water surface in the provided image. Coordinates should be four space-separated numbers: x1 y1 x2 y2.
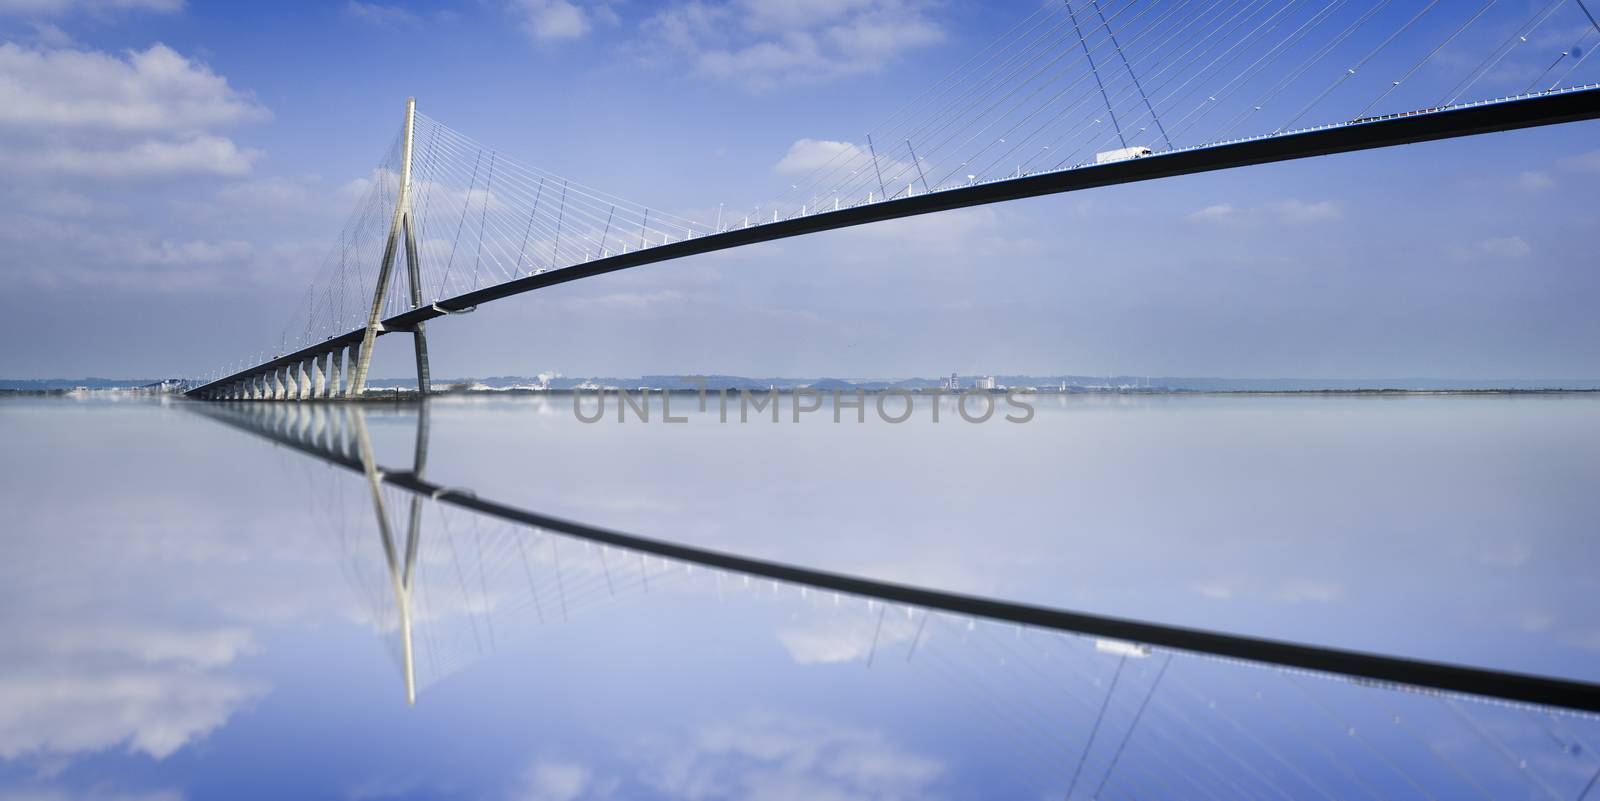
1 394 1597 799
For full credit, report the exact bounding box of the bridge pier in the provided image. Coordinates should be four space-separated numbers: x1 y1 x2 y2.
345 342 361 396
298 359 312 400
286 364 300 400
316 352 330 398
328 348 344 399
275 367 288 400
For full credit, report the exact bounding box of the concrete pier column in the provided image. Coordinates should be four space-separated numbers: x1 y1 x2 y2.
328 348 344 399
274 367 287 400
302 358 315 400
346 342 362 397
253 374 265 400
315 352 330 398
284 364 299 400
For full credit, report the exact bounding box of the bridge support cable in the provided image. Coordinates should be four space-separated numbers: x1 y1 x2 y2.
880 0 1159 195
1066 0 1128 149
1049 0 1309 170
1091 654 1173 801
1215 0 1394 139
916 0 1147 190
960 0 1224 184
1526 25 1597 93
1064 654 1128 799
1445 0 1569 105
1259 0 1408 136
1552 38 1600 88
1002 0 1255 176
769 5 1086 214
1355 0 1497 118
765 3 1064 213
936 0 1207 188
1091 0 1172 148
1280 0 1444 132
1159 0 1345 148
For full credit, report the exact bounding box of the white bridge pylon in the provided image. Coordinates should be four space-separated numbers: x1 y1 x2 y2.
348 97 429 398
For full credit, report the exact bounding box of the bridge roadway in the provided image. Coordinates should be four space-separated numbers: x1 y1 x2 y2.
191 399 1600 714
190 85 1600 399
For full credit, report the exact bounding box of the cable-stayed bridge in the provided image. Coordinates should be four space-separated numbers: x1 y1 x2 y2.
189 0 1600 399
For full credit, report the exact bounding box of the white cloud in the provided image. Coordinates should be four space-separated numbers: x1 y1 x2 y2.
0 43 265 134
509 759 617 801
12 188 100 217
560 289 688 311
0 41 272 289
640 713 944 801
0 0 181 16
1187 203 1235 223
0 623 265 760
343 1 418 27
2 134 261 178
511 0 615 43
0 789 183 801
0 214 261 290
774 138 866 175
1468 235 1533 261
1272 578 1344 604
1516 170 1555 191
0 43 267 181
1269 199 1340 223
1188 200 1340 225
640 0 946 90
1559 149 1600 173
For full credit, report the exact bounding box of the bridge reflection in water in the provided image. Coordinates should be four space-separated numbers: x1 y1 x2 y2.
188 401 1600 800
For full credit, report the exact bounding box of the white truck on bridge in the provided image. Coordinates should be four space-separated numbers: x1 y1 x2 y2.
1095 146 1152 164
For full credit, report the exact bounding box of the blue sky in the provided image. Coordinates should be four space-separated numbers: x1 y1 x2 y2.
0 0 1596 380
